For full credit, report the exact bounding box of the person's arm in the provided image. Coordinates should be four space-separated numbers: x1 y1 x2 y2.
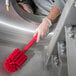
47 6 61 23
34 5 61 42
34 0 66 42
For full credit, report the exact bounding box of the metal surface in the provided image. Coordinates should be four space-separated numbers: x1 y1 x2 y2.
0 46 51 76
65 25 76 76
45 0 76 76
46 0 75 66
0 0 53 76
64 1 76 76
11 0 43 23
57 41 68 76
0 0 76 76
0 0 54 49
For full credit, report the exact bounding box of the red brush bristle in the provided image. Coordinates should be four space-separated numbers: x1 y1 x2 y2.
4 48 28 72
4 33 38 72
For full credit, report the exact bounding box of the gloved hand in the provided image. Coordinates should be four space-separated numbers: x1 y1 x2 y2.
34 17 52 42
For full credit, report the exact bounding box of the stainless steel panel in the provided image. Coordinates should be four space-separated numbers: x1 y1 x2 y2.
46 0 75 66
65 25 76 76
0 0 53 76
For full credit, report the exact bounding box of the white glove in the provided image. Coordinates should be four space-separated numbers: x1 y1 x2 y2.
34 17 52 42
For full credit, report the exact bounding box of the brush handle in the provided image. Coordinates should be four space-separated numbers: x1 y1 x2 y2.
22 33 38 53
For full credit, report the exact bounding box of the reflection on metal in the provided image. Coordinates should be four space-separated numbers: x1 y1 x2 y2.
0 14 53 48
0 0 76 76
0 19 35 33
0 0 53 76
11 0 43 23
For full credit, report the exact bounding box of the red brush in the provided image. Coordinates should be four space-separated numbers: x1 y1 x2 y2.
4 33 38 72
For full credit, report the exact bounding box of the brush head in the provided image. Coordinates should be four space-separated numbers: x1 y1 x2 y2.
4 48 28 72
